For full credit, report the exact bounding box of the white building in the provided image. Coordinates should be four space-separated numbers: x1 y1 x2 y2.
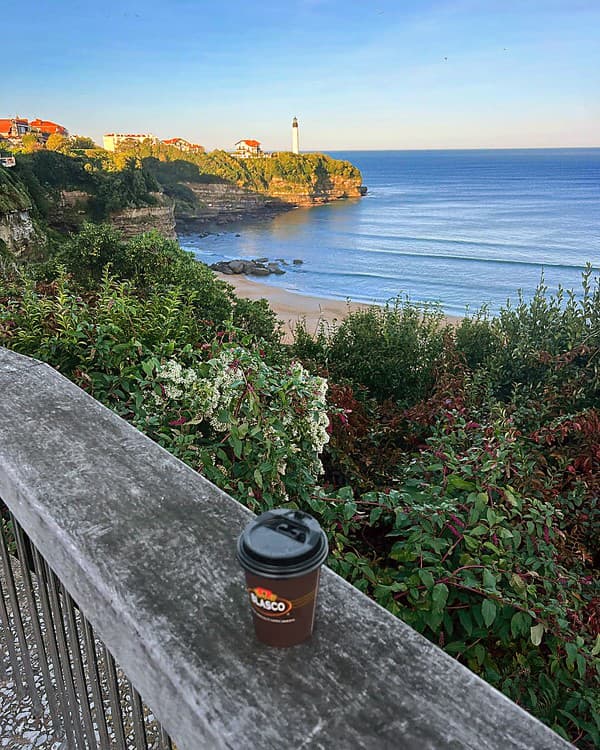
103 133 158 152
234 139 262 158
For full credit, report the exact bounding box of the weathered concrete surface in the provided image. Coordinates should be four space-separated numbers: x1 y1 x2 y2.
0 348 573 750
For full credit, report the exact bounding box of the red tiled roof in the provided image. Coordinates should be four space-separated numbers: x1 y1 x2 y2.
0 119 12 134
163 137 182 144
30 119 67 134
242 139 260 147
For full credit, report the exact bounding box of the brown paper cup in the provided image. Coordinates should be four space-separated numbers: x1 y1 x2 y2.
237 509 328 647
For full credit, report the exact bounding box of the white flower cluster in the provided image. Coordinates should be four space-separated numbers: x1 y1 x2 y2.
154 359 198 402
153 350 331 475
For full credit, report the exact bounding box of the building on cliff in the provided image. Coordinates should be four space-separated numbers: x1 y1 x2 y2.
30 119 69 140
0 118 30 141
103 133 158 151
162 137 205 153
292 117 299 154
234 139 262 158
0 117 68 145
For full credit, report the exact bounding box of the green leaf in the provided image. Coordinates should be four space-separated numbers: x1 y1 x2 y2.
510 611 531 638
530 623 544 646
431 583 449 614
458 608 473 636
253 468 263 489
231 436 243 459
482 599 497 627
510 573 527 595
591 634 600 656
565 641 578 668
344 501 357 520
482 568 497 591
418 569 435 589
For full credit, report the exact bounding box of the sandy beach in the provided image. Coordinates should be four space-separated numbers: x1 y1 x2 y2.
216 273 461 340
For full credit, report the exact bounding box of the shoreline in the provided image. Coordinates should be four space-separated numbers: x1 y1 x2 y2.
215 272 462 340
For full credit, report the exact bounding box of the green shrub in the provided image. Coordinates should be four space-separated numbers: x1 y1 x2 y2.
298 297 448 405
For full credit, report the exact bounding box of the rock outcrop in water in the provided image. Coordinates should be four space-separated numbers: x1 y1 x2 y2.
210 258 287 276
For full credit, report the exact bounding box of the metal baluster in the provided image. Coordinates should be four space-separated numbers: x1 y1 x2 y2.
12 518 63 736
43 560 87 748
130 682 148 750
32 547 76 746
81 617 112 750
0 517 42 715
60 581 99 749
0 546 25 695
104 647 127 749
159 726 173 750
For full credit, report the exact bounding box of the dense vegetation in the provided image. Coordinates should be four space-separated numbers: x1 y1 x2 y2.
0 167 32 214
0 142 362 244
112 139 362 192
0 225 598 746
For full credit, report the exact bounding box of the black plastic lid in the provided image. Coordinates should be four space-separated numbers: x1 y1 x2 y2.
237 509 328 579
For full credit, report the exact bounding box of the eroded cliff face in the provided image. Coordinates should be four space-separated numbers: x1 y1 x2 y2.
0 210 46 259
267 174 365 206
177 182 291 228
109 195 176 240
177 173 365 228
53 190 177 240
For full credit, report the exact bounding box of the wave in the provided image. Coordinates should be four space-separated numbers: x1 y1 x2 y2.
337 246 593 272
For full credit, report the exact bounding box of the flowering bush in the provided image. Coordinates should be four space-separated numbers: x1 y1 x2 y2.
140 339 330 508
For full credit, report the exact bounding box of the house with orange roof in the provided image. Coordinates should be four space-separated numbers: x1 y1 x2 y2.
162 137 205 154
30 119 69 140
234 139 262 158
0 118 31 142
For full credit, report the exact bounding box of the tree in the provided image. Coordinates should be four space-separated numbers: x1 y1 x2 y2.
70 136 97 150
45 133 68 152
20 133 42 154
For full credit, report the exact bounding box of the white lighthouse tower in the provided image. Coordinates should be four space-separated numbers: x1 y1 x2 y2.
292 116 299 154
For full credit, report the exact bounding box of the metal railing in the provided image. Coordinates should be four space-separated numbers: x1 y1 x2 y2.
0 507 173 749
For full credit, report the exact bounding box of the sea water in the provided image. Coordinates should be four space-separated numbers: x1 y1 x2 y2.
178 149 600 317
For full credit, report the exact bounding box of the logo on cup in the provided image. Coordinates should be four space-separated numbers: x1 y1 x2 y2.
248 587 292 617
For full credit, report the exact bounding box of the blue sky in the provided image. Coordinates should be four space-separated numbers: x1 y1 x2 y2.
3 0 599 150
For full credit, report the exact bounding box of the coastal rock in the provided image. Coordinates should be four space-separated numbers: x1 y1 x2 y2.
209 258 286 276
293 259 303 265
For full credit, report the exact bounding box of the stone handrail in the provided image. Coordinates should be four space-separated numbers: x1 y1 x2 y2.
0 347 572 749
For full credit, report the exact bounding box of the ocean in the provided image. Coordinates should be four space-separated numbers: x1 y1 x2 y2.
178 149 600 317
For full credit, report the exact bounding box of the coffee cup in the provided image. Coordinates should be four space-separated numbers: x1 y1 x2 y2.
236 509 329 647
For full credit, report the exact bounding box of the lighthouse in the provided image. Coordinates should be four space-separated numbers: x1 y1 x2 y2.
292 116 299 154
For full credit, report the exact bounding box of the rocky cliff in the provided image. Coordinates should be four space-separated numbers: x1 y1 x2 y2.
109 194 176 240
0 209 45 259
0 170 45 258
176 182 291 228
176 172 365 228
54 190 176 240
267 174 366 207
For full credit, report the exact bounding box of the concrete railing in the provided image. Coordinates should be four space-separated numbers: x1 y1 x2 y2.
0 347 573 749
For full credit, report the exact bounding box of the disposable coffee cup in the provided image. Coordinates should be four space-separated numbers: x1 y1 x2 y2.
237 508 329 647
